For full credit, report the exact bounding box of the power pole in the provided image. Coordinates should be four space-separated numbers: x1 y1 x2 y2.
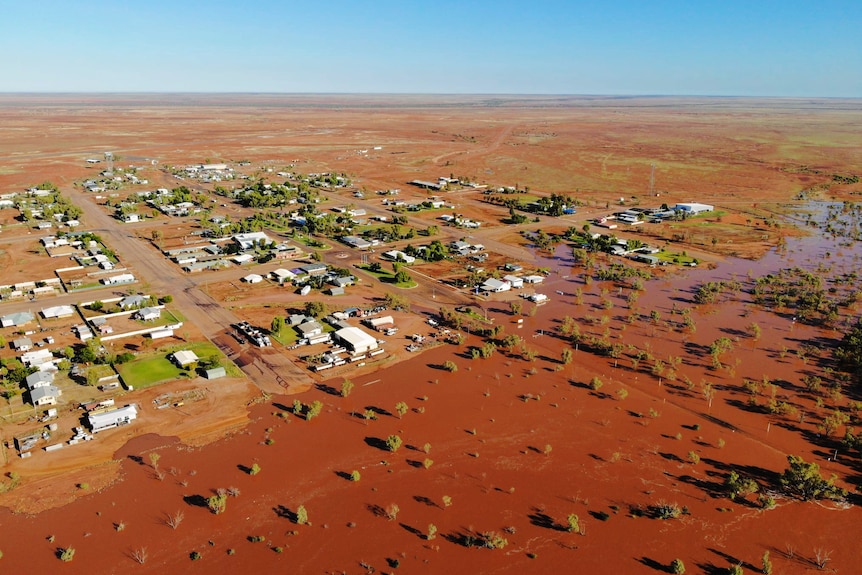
649 163 655 196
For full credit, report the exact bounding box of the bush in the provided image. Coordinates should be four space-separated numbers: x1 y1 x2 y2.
779 455 846 500
671 558 685 574
59 547 75 562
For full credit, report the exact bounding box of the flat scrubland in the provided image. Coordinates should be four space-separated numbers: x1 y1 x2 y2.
0 95 861 574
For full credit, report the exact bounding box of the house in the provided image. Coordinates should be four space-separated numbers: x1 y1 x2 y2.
523 275 545 284
674 202 714 215
74 325 94 341
503 274 524 289
1 311 35 328
171 350 199 368
135 307 161 321
300 263 328 276
101 273 135 285
123 213 140 223
12 337 33 351
296 320 324 339
330 276 355 288
328 287 345 296
41 305 75 319
88 404 138 433
26 371 54 389
204 367 226 380
341 235 372 250
119 294 148 309
382 250 416 264
232 231 271 251
271 268 296 283
528 293 549 303
481 278 512 293
450 241 471 255
233 254 255 265
29 384 62 406
242 273 263 283
21 348 54 368
333 326 379 354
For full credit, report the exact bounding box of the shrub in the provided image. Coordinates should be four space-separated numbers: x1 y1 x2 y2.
350 470 361 482
296 505 308 525
385 434 403 452
566 514 580 533
589 377 603 391
249 463 261 475
59 547 75 562
671 558 685 574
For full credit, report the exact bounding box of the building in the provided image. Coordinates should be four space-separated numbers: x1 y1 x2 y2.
204 367 226 380
481 278 512 293
1 311 35 328
333 326 379 355
674 202 714 215
502 274 524 289
271 268 296 283
101 273 136 285
233 231 271 251
12 337 33 351
296 320 324 339
300 263 328 276
41 305 75 319
119 294 148 309
340 236 372 250
242 273 263 283
523 275 545 284
135 307 161 321
364 316 394 330
171 350 199 368
382 250 416 264
21 348 54 368
88 405 138 433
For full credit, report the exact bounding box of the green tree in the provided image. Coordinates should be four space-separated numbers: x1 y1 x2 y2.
561 348 573 365
761 550 772 574
443 360 458 372
779 454 846 500
304 301 328 318
340 379 354 397
207 493 227 514
249 463 261 476
426 523 437 540
671 558 685 574
350 470 361 482
296 504 308 525
270 316 285 335
395 401 408 418
306 400 324 420
385 434 403 452
59 547 75 562
566 513 580 533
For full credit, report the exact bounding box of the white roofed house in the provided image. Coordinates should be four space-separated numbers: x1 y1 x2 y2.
171 350 199 368
41 305 75 319
88 404 137 433
12 337 33 351
233 231 272 251
270 268 296 283
135 307 161 321
481 278 511 293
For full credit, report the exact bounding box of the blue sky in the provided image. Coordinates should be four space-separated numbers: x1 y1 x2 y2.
1 0 860 96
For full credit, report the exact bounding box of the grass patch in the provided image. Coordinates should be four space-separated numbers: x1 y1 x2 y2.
357 265 417 288
117 342 239 389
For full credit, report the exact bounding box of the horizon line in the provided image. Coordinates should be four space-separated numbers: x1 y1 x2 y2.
0 91 860 100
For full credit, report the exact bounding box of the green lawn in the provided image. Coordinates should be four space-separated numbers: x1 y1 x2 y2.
357 265 417 288
117 342 239 389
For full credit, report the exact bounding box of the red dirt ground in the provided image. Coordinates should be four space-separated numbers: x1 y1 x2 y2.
0 95 861 574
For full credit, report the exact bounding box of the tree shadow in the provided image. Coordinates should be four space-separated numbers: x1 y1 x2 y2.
637 557 670 572
237 464 253 475
183 494 208 508
273 505 297 522
406 459 424 468
365 405 392 417
367 503 387 518
315 383 340 396
413 495 439 508
527 508 564 531
709 547 755 571
364 436 389 451
127 455 145 465
334 470 354 481
399 522 424 538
